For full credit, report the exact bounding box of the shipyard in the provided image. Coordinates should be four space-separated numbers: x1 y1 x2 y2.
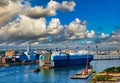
0 0 120 83
0 44 120 83
0 44 120 67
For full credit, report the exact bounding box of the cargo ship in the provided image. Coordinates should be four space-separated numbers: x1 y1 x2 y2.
39 50 94 68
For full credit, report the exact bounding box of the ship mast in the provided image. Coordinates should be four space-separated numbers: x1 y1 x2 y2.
85 53 88 74
84 46 90 74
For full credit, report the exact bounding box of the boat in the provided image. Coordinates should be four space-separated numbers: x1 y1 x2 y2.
39 50 94 68
33 67 40 73
53 54 93 67
71 69 92 79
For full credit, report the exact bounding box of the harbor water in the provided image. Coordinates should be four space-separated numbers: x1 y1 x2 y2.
0 60 120 83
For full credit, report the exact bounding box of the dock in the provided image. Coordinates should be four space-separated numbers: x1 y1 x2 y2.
71 69 92 79
71 74 90 79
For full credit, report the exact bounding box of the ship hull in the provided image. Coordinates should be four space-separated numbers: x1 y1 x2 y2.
53 54 93 67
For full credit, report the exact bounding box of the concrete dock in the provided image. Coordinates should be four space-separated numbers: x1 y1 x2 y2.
71 74 90 79
71 69 92 79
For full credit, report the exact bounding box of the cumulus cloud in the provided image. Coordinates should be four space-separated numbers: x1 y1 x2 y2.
0 0 9 6
47 18 64 35
0 16 95 45
57 1 76 12
0 0 23 26
94 30 120 44
65 18 87 39
0 0 76 26
0 0 96 46
104 30 120 43
0 15 47 44
86 30 95 38
26 6 57 18
0 15 64 44
99 33 108 38
26 0 76 18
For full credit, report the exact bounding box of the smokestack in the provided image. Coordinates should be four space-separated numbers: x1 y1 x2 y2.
27 43 31 53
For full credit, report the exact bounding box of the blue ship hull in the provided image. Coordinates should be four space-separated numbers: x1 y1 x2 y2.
53 54 93 67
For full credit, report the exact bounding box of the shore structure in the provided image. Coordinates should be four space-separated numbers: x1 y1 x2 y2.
0 45 120 67
91 66 120 83
0 44 37 67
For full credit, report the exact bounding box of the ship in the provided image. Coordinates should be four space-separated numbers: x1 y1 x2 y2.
39 49 94 68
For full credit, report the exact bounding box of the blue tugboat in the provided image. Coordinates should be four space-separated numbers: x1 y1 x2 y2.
33 66 40 73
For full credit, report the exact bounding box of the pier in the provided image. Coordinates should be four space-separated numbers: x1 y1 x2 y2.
71 69 92 79
94 55 120 60
71 74 90 79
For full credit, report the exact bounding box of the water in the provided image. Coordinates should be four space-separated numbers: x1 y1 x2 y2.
0 60 120 83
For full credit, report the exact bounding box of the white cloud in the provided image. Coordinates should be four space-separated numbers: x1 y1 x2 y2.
95 30 120 44
86 30 95 38
0 0 23 26
66 18 87 39
0 15 47 44
0 16 96 45
26 0 76 18
0 0 9 6
26 6 57 18
47 18 64 35
99 33 108 38
58 1 76 12
0 0 76 26
0 0 97 46
104 30 120 43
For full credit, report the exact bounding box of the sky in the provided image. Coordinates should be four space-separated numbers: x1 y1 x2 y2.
29 0 120 33
0 0 120 46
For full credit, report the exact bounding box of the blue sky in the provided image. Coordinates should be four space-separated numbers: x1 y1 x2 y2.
30 0 120 34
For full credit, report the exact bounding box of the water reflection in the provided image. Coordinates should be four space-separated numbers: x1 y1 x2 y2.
40 69 55 82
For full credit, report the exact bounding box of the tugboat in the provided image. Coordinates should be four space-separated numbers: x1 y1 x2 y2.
33 67 40 73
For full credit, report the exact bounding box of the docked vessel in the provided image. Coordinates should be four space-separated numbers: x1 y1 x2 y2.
39 50 94 68
33 67 40 73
